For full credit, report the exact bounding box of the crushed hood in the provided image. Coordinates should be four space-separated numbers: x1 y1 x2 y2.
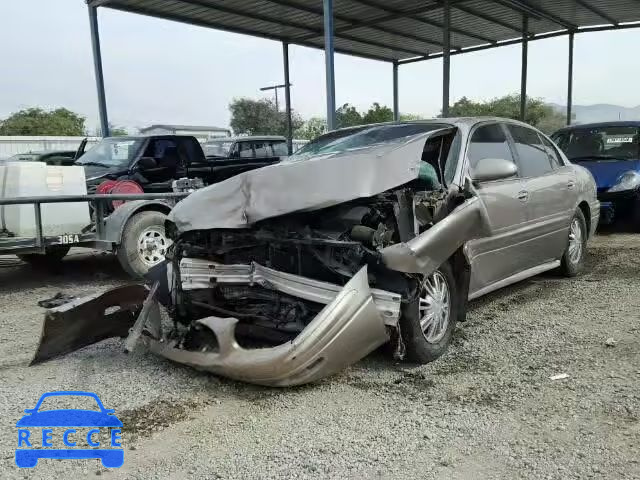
169 131 442 232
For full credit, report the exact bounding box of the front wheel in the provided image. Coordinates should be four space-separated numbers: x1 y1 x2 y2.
559 208 587 277
400 262 459 364
116 210 170 279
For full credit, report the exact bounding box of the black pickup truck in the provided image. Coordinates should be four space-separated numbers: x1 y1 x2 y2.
76 134 286 193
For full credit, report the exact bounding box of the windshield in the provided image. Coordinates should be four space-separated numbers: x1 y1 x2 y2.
290 123 450 160
294 126 370 156
204 140 234 158
553 126 640 161
76 138 144 168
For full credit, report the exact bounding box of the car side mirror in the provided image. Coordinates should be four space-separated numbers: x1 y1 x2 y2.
470 158 517 183
137 156 158 170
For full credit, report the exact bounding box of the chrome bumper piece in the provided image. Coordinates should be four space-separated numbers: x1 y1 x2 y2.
179 258 401 325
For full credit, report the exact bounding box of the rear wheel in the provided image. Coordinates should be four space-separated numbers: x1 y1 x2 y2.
400 262 459 364
117 210 169 279
18 246 70 268
559 208 587 277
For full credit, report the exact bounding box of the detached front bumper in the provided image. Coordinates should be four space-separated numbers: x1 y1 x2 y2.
149 266 391 386
31 266 396 387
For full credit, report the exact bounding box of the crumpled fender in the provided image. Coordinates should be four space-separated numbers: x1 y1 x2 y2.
146 266 389 386
381 195 491 275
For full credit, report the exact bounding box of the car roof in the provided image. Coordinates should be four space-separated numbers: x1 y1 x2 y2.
207 135 287 142
320 117 537 136
554 120 640 132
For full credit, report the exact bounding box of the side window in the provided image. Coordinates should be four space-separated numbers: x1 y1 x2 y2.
253 142 270 157
467 123 515 169
238 142 254 158
540 135 563 168
146 139 177 159
508 125 554 177
271 142 289 156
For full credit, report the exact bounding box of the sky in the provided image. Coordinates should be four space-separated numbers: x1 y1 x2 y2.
1 0 639 132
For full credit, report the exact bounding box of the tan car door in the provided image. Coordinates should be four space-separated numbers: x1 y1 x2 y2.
506 125 576 266
463 123 531 298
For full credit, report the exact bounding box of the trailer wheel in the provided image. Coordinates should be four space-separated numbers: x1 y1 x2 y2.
117 210 170 279
18 246 70 268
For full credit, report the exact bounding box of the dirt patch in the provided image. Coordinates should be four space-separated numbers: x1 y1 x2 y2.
118 398 206 439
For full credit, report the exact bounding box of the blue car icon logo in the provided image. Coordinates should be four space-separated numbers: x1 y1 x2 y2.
15 391 123 468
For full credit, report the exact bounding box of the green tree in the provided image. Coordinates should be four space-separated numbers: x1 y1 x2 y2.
335 103 424 128
229 97 303 136
335 103 363 128
446 94 567 133
94 123 128 136
362 102 394 124
109 126 128 136
295 117 327 140
399 112 424 121
0 107 85 135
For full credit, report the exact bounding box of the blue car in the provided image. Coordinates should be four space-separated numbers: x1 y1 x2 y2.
15 391 123 468
552 121 640 228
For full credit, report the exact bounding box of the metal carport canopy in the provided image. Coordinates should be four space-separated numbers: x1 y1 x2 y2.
86 0 640 135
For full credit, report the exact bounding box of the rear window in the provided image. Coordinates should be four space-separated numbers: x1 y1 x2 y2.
508 125 555 177
553 126 640 161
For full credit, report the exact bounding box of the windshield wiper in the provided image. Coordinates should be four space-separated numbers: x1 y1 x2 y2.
569 154 622 161
76 161 110 167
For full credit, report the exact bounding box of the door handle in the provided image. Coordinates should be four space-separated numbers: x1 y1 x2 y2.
517 190 529 202
567 180 576 189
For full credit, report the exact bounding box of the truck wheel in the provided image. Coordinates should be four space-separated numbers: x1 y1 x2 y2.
18 246 70 268
400 262 459 364
117 210 170 279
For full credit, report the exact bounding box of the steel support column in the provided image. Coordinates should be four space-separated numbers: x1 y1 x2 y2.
392 61 399 121
323 0 336 130
88 5 109 137
442 0 451 117
567 32 574 126
520 15 528 121
282 42 293 154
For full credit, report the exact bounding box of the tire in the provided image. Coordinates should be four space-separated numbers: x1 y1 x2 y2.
116 210 169 279
559 208 587 277
400 261 459 364
18 246 70 268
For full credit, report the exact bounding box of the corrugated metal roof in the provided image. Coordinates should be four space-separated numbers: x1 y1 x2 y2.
91 0 640 62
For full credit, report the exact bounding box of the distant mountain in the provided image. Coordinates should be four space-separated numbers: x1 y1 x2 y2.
548 103 640 124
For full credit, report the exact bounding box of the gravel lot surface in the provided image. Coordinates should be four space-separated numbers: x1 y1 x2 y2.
1 233 639 480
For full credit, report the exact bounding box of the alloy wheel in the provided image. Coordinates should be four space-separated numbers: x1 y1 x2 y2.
418 270 451 343
568 218 583 264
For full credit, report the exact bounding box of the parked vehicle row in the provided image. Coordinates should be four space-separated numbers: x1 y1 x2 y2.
1 134 294 277
32 117 600 387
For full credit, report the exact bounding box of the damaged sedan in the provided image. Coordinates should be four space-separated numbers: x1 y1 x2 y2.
33 118 599 386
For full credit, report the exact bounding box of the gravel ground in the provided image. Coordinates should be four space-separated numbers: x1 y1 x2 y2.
1 234 639 480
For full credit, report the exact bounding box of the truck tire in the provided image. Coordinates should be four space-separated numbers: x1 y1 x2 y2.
400 261 459 364
18 246 70 269
116 210 170 279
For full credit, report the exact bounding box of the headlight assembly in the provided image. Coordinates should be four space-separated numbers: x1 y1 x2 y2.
608 171 640 193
